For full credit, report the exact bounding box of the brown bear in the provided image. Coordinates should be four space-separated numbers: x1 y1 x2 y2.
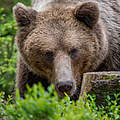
13 0 120 100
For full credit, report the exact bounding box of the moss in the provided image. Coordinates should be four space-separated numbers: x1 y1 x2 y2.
102 75 120 80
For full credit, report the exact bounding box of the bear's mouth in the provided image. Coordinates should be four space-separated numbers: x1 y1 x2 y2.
55 76 83 101
70 85 82 101
55 84 81 101
55 83 75 98
55 83 82 101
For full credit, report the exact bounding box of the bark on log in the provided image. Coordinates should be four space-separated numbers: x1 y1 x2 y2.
81 71 120 105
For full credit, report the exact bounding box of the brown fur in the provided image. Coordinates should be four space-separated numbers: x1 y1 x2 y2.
13 0 120 100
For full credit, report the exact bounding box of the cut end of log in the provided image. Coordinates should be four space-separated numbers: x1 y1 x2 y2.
80 71 120 106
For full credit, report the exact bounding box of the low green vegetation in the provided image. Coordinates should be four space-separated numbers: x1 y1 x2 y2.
0 0 120 120
0 7 17 97
0 83 120 120
0 0 30 97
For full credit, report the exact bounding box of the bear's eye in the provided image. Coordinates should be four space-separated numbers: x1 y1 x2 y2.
44 51 54 61
69 48 79 60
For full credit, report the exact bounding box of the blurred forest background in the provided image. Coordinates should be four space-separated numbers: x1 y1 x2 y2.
0 0 31 97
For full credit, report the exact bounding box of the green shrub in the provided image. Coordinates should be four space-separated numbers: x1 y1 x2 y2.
0 0 31 97
0 83 120 120
0 7 17 96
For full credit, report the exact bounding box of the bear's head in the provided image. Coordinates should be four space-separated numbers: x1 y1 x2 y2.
13 2 108 100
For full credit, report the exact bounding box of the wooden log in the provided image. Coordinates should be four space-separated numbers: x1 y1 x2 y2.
81 71 120 105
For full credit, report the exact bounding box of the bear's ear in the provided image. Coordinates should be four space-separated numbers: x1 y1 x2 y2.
74 2 99 28
13 3 38 27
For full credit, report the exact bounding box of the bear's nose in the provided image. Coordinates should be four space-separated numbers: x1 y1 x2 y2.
56 81 73 95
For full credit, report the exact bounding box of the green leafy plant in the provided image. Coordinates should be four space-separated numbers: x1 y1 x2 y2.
0 7 17 96
0 0 31 97
0 83 120 120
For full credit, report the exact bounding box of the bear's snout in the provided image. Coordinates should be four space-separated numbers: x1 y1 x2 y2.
54 52 76 98
56 81 73 96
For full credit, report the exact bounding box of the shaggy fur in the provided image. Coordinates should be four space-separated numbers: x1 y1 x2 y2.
13 0 120 100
